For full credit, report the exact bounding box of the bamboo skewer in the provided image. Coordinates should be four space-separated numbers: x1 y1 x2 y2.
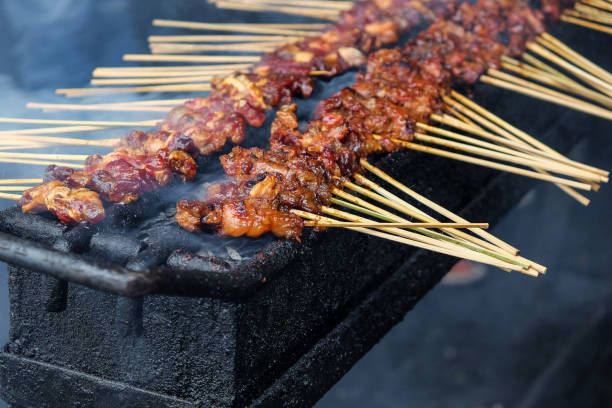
575 2 612 20
482 70 612 121
520 53 579 85
44 99 190 107
297 210 530 273
27 103 172 113
334 181 530 269
0 193 21 200
93 64 253 75
348 172 544 274
539 33 612 86
0 179 43 184
561 14 612 34
149 42 282 54
568 8 612 25
151 20 322 36
526 42 612 98
301 218 489 229
412 132 605 183
147 35 301 43
93 70 242 78
0 186 34 191
387 137 591 190
0 118 158 127
0 153 89 161
446 94 602 194
348 174 526 261
500 61 612 108
224 0 352 10
0 126 107 136
0 158 85 168
122 54 261 63
582 0 612 12
446 93 597 205
1 136 118 147
357 160 518 253
57 84 212 96
566 9 612 26
90 75 215 86
432 114 607 177
0 144 54 151
324 200 532 272
448 91 609 177
211 2 341 20
323 200 528 270
358 161 548 273
148 46 275 55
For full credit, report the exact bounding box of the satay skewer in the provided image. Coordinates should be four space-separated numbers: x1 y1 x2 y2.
122 54 261 63
449 91 608 177
0 186 37 191
151 20 323 36
388 137 591 190
27 103 172 113
2 136 119 147
93 64 253 76
149 42 281 54
430 115 607 177
323 199 533 272
0 153 89 161
500 61 612 108
412 133 606 183
57 83 212 96
0 118 158 127
90 75 215 86
539 33 612 85
0 179 43 185
481 71 612 121
565 9 612 26
332 184 529 269
210 2 341 20
0 158 85 168
442 94 599 203
297 209 533 274
561 14 612 33
302 221 489 229
0 193 21 200
223 0 352 10
581 0 612 12
147 35 302 43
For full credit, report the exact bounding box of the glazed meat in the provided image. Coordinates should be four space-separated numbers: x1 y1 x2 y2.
20 180 105 224
21 0 573 231
176 0 563 240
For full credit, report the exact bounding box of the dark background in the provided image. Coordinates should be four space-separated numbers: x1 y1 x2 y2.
0 1 611 407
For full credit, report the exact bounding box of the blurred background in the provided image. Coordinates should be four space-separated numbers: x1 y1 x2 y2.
0 1 611 407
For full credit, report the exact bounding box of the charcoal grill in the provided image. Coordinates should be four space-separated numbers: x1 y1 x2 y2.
0 23 611 407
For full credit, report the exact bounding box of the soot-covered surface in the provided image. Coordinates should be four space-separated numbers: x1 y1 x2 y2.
0 1 611 407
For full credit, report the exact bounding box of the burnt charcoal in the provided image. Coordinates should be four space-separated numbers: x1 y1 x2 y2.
88 232 143 266
101 191 166 230
126 225 202 272
0 206 68 245
53 223 96 254
41 276 68 313
165 250 262 298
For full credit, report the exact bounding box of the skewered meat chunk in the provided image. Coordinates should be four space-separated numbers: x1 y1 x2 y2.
22 0 573 230
176 175 305 238
177 0 561 240
20 180 105 224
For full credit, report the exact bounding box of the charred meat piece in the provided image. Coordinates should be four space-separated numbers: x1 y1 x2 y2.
20 180 106 224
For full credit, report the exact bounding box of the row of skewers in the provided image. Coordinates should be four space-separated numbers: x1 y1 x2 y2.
0 0 610 277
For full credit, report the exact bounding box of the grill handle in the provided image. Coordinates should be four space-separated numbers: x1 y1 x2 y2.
0 232 162 297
